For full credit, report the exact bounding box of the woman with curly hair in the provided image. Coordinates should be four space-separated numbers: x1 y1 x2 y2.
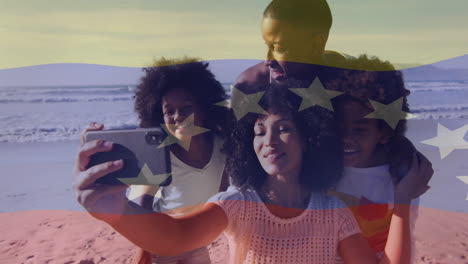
75 58 230 264
74 81 414 263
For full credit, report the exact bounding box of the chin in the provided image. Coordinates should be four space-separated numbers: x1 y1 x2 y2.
172 133 187 141
271 78 285 85
263 167 281 176
343 160 357 167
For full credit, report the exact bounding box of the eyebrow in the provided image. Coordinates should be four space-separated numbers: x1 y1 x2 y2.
255 118 293 126
162 100 193 107
264 41 283 45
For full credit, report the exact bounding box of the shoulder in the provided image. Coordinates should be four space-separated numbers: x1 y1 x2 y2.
207 186 247 203
310 191 348 210
207 186 254 226
314 193 361 239
310 192 359 229
322 50 352 68
233 62 270 93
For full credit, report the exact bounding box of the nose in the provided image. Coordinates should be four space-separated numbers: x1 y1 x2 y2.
341 129 354 145
342 134 351 144
173 110 186 123
266 48 274 62
265 49 277 67
264 130 279 147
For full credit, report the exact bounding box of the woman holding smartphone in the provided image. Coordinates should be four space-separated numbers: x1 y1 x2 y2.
75 58 230 263
74 85 417 263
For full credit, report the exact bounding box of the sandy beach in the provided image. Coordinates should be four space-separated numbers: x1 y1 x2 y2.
1 207 468 263
1 118 468 263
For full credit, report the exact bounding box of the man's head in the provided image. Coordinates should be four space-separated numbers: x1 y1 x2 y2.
261 0 333 83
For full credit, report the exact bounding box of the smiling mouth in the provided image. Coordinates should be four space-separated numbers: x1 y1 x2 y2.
270 68 285 81
343 148 359 154
175 123 193 130
264 152 285 161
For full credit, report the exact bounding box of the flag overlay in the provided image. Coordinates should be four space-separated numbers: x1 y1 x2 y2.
1 1 467 263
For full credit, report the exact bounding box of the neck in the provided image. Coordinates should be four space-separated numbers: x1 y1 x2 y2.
260 173 310 209
171 133 214 169
368 148 388 167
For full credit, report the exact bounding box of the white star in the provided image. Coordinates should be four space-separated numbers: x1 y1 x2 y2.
456 176 468 200
214 99 231 108
127 185 160 201
421 123 468 159
215 85 267 120
118 163 171 186
158 114 210 151
364 97 417 130
289 77 342 111
457 176 468 185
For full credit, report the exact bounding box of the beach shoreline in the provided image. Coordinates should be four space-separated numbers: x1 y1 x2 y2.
1 207 468 263
1 117 467 263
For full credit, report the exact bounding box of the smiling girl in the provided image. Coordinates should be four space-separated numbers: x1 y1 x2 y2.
327 56 433 263
76 58 230 264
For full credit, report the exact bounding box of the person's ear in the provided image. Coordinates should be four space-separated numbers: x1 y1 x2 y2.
378 131 392 145
302 135 314 153
310 34 327 54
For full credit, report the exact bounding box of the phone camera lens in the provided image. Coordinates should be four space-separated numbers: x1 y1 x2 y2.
146 132 162 145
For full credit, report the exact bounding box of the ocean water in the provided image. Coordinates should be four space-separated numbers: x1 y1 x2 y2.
0 81 467 143
1 81 467 213
406 80 468 119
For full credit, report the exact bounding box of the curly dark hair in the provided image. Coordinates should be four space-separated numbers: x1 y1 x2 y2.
223 82 343 192
325 55 414 182
325 55 409 134
134 59 229 136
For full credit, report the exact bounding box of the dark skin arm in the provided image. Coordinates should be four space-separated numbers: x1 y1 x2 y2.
74 123 230 256
101 202 229 256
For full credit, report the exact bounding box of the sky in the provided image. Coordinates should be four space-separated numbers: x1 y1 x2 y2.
1 0 467 69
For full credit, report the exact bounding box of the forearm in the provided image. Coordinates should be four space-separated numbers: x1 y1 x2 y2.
91 201 228 257
127 185 159 211
380 200 412 264
116 207 186 255
91 200 186 256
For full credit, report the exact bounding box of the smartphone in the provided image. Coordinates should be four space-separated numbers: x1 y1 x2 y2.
85 127 172 186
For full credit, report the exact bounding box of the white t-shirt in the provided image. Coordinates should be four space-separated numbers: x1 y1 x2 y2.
336 166 395 204
334 165 419 261
153 136 226 216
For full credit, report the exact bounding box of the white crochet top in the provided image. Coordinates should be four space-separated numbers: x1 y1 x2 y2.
208 187 360 264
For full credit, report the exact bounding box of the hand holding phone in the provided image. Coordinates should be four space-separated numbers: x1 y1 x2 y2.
85 127 172 186
73 122 128 219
